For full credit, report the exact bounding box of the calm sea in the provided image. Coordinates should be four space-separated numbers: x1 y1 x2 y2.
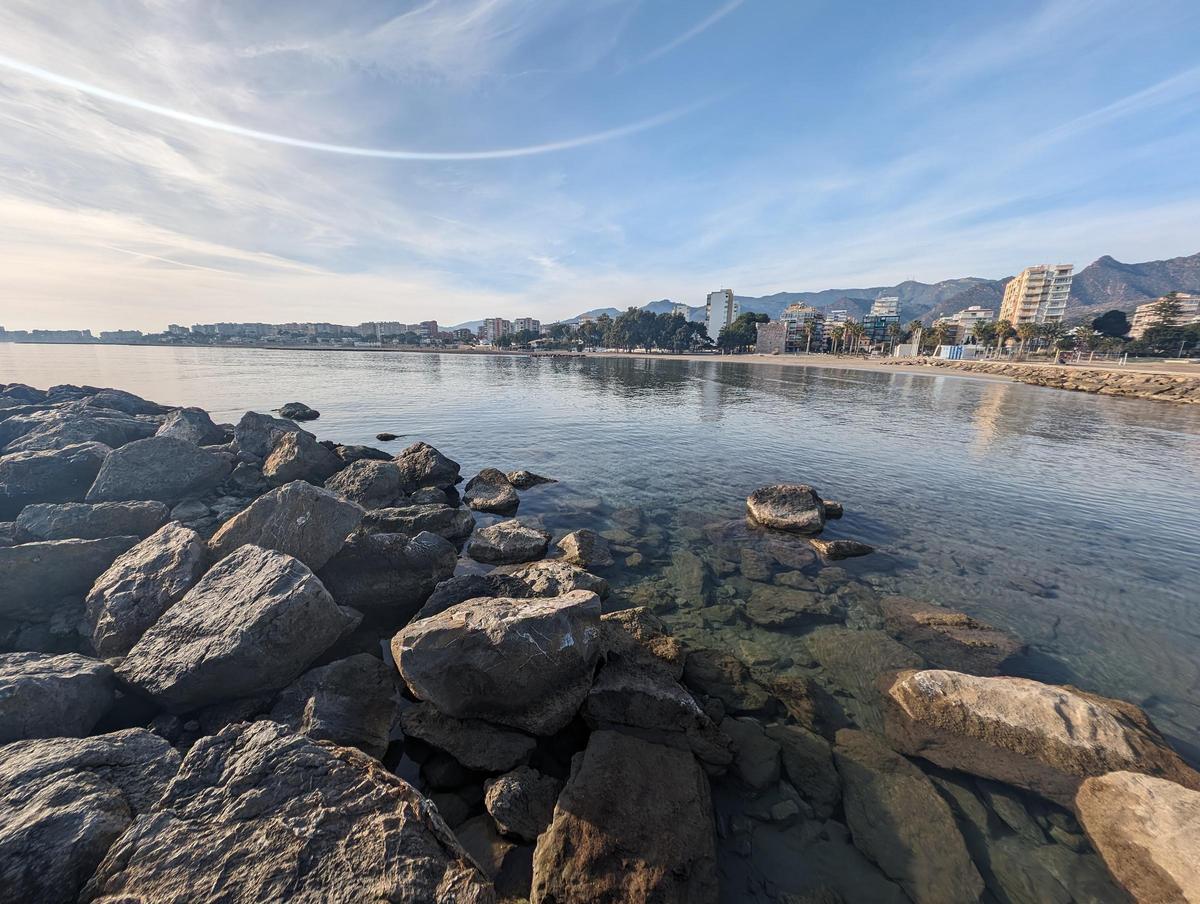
4 343 1199 757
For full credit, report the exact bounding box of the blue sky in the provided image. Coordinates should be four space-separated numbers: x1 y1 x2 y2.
1 0 1198 330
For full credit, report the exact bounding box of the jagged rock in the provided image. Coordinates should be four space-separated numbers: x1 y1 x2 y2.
466 519 550 564
810 538 874 560
0 536 139 620
0 652 115 743
485 766 562 842
80 721 493 903
155 407 226 445
3 404 157 454
747 484 827 533
0 729 180 904
492 559 610 598
278 401 319 421
682 649 774 715
1076 771 1200 903
744 583 845 629
318 530 456 620
880 597 1024 675
395 441 461 490
208 480 363 571
0 441 110 519
600 607 685 680
721 716 781 789
464 468 519 514
400 702 536 772
834 728 983 904
14 500 168 542
506 470 555 490
555 528 613 569
531 730 718 904
766 723 841 819
363 504 475 540
324 459 407 508
883 669 1200 808
823 500 844 519
392 590 602 736
85 522 207 657
116 545 360 712
262 430 342 486
86 436 231 503
232 410 307 459
268 653 395 758
331 443 391 465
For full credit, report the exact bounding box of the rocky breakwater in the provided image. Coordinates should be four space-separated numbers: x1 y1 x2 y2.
882 357 1200 404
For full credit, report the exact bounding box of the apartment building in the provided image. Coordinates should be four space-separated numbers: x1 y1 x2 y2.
1128 293 1200 338
705 289 738 338
999 264 1073 324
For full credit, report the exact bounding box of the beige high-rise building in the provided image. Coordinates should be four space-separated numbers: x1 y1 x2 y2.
999 264 1073 324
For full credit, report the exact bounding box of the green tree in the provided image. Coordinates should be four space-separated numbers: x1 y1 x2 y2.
1092 309 1130 338
1072 324 1098 351
994 319 1016 351
718 312 769 353
972 320 997 349
1015 323 1039 353
828 324 845 354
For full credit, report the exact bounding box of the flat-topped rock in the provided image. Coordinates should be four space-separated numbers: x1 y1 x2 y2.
881 597 1024 675
86 436 231 503
746 484 827 533
155 406 226 445
15 500 169 541
883 669 1200 808
0 652 115 743
0 441 110 519
556 528 614 568
317 530 456 620
0 535 139 620
400 702 537 773
466 519 550 564
363 503 475 540
464 468 520 515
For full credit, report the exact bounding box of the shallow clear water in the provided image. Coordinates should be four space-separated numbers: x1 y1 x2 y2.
4 343 1199 759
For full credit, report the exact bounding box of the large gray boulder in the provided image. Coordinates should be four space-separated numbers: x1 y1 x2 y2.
80 721 494 903
363 504 476 540
492 559 610 598
485 766 562 842
392 590 602 735
80 388 169 416
232 410 307 459
400 702 536 773
0 729 180 904
268 653 395 759
0 442 110 519
395 441 461 490
834 728 983 904
85 522 207 657
318 530 457 620
278 401 319 421
116 545 360 712
463 468 519 515
466 519 550 565
0 536 139 620
746 484 827 533
15 501 169 541
324 459 408 508
531 730 717 904
208 480 363 572
86 436 231 504
0 652 115 743
262 430 342 486
155 406 226 445
3 403 157 454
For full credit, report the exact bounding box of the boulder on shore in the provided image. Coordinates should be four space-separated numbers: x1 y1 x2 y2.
232 410 307 459
0 535 139 621
117 545 360 712
392 590 602 736
0 652 115 743
155 406 226 445
363 503 475 541
880 597 1024 675
80 721 494 903
3 403 158 455
317 530 457 620
746 484 827 533
394 441 461 490
463 468 520 514
85 436 231 504
324 459 408 508
485 766 562 842
400 702 537 773
278 401 319 421
883 669 1200 808
262 430 342 486
555 528 614 569
0 441 110 519
466 519 550 564
15 500 169 542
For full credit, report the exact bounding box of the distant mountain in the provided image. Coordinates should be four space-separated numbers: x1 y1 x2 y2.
1067 252 1200 316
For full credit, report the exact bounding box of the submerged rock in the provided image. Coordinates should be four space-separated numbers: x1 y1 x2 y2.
744 583 844 629
464 468 520 515
318 530 457 621
809 538 874 560
506 470 555 490
746 484 827 533
880 597 1024 675
15 500 169 542
0 536 139 621
155 407 226 446
485 766 562 842
262 430 342 486
0 652 115 743
682 649 774 715
555 528 614 569
0 441 110 519
466 519 550 564
400 702 536 773
721 716 781 789
278 401 319 421
600 607 686 680
766 723 841 819
86 436 231 504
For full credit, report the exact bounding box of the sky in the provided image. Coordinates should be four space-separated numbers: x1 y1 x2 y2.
1 0 1199 331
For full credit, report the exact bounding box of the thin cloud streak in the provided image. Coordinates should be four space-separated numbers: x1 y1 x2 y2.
636 0 746 65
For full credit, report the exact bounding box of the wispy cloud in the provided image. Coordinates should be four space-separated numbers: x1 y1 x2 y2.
635 0 746 65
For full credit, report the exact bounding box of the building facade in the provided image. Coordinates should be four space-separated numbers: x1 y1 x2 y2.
1128 293 1200 338
754 320 787 354
480 318 512 342
869 296 900 317
861 295 901 344
512 317 541 335
705 289 738 338
999 264 1074 324
934 305 994 342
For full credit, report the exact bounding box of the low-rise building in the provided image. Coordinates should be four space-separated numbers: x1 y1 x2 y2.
1128 293 1200 338
934 305 994 342
99 329 143 342
512 317 541 335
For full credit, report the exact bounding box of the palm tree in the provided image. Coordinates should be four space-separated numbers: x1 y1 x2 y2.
828 324 845 354
1016 323 1038 354
1039 320 1065 352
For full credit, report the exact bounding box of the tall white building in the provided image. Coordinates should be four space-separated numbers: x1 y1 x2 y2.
705 289 738 338
1128 293 1200 338
999 264 1073 324
869 296 900 317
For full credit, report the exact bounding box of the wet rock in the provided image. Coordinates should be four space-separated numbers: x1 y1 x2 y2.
456 814 515 880
764 674 822 730
268 653 395 758
834 728 983 904
262 430 342 486
0 652 115 743
683 649 774 715
278 401 319 421
740 547 774 581
401 702 536 772
232 410 307 459
555 528 613 569
86 436 232 504
394 441 461 491
363 503 475 540
0 729 180 904
823 500 844 519
13 500 167 542
766 723 840 818
666 549 708 600
485 766 562 842
492 559 610 599
324 458 407 508
722 716 782 790
506 470 555 489
117 545 360 712
809 538 874 560
806 626 923 732
376 432 398 441
0 536 139 620
84 522 207 657
464 468 520 514
0 441 110 519
317 530 456 620
208 480 363 571
600 607 685 680
745 584 845 629
747 484 827 534
466 519 550 564
155 406 226 445
392 590 602 735
883 669 1200 808
80 721 493 903
1075 770 1200 903
880 597 1024 675
531 730 718 904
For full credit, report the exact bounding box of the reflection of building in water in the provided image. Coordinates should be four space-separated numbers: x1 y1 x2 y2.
969 380 1014 453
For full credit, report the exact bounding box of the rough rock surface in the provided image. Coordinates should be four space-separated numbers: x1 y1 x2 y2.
208 480 363 571
834 728 983 904
884 669 1200 807
506 470 555 489
363 503 475 540
880 597 1024 675
393 590 602 735
746 484 827 533
765 723 841 819
0 729 180 904
531 730 718 904
400 702 537 772
278 401 319 421
556 528 614 569
682 649 774 715
232 410 307 459
262 430 342 486
1075 770 1200 904
117 545 360 712
600 607 685 680
0 536 139 620
466 519 551 564
15 501 169 542
3 404 157 455
85 522 207 657
80 721 494 903
463 468 520 514
0 442 110 519
86 436 231 503
331 443 391 465
155 407 226 445
324 459 407 508
268 653 395 758
0 652 115 743
809 538 874 560
318 530 456 620
395 441 461 490
485 766 562 842
414 573 530 621
492 559 610 598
